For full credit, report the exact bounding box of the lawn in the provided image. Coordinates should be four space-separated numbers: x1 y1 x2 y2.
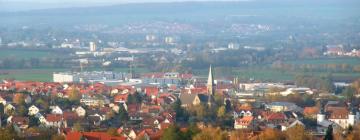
0 68 67 82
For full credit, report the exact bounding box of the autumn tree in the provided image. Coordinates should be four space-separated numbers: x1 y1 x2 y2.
161 125 183 140
68 86 81 102
253 128 286 140
0 125 19 140
217 106 226 119
73 121 84 132
193 126 226 140
107 127 119 136
13 93 25 105
230 130 247 140
51 134 65 140
285 124 312 140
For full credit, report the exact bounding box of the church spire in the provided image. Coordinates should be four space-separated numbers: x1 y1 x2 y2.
207 65 215 96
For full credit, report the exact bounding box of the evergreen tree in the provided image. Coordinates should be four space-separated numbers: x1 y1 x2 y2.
324 125 333 140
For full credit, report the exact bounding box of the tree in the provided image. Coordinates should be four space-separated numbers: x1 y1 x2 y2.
182 124 200 140
17 105 27 116
51 134 65 140
230 130 247 140
73 122 84 132
107 128 119 136
193 126 226 140
161 125 183 140
285 124 312 140
253 128 286 140
29 115 40 127
0 125 19 140
13 93 25 105
324 125 333 140
69 86 81 102
342 87 356 102
217 106 226 119
172 99 188 121
0 104 4 116
225 99 232 113
118 104 129 121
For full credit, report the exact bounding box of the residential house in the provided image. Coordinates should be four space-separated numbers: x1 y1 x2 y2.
179 93 210 107
234 116 255 129
46 114 62 128
280 119 304 131
4 104 15 115
304 106 319 119
0 96 6 105
50 106 63 115
28 105 40 116
7 116 28 129
74 106 86 117
66 131 126 140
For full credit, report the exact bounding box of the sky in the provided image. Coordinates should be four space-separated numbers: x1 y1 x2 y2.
0 0 248 11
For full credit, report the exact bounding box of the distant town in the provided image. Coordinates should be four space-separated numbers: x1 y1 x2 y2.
1 0 360 140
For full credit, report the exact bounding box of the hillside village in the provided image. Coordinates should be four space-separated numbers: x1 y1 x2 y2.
0 66 359 140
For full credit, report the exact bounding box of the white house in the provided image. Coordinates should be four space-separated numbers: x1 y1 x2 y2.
50 106 63 115
234 116 254 129
74 106 86 117
281 120 304 131
0 96 6 105
5 104 15 115
28 105 40 116
35 113 47 125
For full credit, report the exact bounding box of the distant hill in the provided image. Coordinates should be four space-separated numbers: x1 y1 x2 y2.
0 0 359 27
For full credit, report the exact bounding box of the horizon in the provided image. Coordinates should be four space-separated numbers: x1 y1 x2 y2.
0 0 252 12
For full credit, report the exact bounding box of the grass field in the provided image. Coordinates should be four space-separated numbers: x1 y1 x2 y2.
0 49 59 59
284 58 360 66
0 68 67 82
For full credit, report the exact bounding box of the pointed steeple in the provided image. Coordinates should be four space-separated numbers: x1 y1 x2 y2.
207 65 215 107
207 65 215 96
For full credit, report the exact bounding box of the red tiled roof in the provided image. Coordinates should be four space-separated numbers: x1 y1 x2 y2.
66 131 126 140
235 116 254 126
11 116 28 125
303 106 319 116
263 112 286 121
114 94 129 103
142 73 165 78
63 111 79 120
179 74 193 79
144 87 159 97
46 114 62 122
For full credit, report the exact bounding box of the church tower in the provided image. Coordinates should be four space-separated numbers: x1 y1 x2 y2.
207 65 215 106
207 65 215 96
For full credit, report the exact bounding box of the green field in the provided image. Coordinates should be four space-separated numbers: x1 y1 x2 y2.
284 58 360 66
0 68 67 82
0 49 59 59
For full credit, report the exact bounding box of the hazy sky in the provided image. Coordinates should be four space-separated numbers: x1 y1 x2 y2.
0 0 248 11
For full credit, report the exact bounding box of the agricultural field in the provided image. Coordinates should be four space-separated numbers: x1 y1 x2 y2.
0 68 67 82
284 57 360 66
0 49 60 59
